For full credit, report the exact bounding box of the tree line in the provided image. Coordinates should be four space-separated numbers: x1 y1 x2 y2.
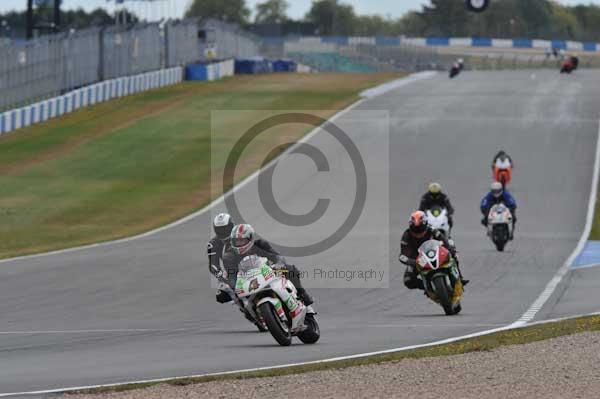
0 6 138 39
0 8 118 38
186 0 600 41
2 0 599 41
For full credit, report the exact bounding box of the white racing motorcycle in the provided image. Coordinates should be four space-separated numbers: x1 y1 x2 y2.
426 205 451 237
487 203 513 252
234 255 319 346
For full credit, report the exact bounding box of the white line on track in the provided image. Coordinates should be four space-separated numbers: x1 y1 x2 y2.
510 120 600 328
359 71 437 98
0 328 189 335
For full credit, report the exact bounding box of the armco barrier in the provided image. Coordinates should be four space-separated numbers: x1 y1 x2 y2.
472 38 492 47
185 59 235 81
513 38 533 48
0 67 183 135
426 37 450 46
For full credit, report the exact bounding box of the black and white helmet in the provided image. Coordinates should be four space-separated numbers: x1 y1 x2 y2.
213 213 234 240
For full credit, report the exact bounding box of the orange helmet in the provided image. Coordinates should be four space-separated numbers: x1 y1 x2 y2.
409 211 429 237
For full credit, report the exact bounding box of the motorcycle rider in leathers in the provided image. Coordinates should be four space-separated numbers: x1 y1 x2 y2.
418 182 455 229
491 150 513 171
480 181 517 240
207 213 239 303
399 211 469 290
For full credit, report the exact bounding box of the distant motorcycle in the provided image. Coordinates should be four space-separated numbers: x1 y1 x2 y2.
487 203 513 251
560 56 579 74
426 206 451 237
493 158 513 188
415 240 464 315
449 63 461 79
572 56 579 70
235 255 319 346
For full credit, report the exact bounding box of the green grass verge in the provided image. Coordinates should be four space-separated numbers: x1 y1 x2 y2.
70 314 600 395
0 72 403 259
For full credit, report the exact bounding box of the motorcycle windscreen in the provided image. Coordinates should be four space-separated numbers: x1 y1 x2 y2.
494 158 512 169
430 206 443 217
417 240 449 270
238 254 267 274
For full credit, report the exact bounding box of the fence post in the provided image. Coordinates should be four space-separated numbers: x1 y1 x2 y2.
164 22 171 68
98 27 105 82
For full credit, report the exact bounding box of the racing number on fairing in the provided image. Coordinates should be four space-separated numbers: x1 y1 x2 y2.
249 278 259 292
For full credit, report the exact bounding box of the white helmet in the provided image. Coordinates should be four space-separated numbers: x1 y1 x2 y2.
213 213 234 240
491 181 503 198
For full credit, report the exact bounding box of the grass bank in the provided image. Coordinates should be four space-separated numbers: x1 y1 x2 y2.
0 72 402 259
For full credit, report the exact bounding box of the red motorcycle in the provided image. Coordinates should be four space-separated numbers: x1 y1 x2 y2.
560 56 579 74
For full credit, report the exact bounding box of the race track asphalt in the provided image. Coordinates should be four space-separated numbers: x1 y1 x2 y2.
0 70 599 395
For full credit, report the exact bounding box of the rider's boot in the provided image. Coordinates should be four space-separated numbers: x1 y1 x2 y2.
455 259 470 287
459 271 470 287
216 290 232 303
510 220 516 240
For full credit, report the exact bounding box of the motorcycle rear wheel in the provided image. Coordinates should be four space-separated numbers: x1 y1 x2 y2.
259 302 292 346
499 175 507 188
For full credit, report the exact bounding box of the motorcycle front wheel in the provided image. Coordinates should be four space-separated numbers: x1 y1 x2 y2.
433 276 455 315
297 313 320 344
493 225 508 252
495 240 506 252
259 302 292 346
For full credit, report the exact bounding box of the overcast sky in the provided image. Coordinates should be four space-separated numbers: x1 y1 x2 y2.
0 0 598 20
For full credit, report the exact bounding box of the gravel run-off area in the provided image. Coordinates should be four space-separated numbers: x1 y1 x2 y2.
70 331 600 399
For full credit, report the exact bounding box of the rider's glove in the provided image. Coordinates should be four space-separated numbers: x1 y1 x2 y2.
210 264 226 279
